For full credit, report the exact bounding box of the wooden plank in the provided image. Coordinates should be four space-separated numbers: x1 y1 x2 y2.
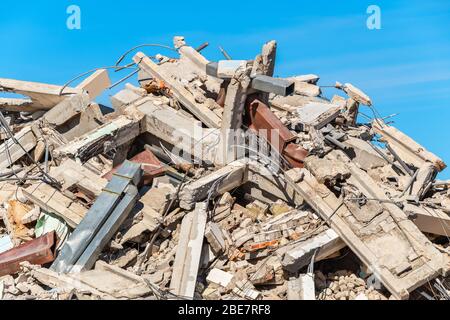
133 52 221 128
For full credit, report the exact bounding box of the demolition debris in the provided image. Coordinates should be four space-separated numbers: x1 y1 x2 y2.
0 36 449 301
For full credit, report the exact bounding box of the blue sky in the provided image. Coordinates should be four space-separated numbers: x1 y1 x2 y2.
1 0 449 178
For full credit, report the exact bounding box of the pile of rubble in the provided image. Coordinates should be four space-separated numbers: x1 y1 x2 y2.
0 37 449 301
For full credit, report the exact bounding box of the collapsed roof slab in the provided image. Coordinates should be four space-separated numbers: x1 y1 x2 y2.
285 163 448 300
54 115 141 163
0 78 82 110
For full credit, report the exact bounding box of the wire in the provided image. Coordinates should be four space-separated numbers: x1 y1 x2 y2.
115 44 178 67
58 64 136 96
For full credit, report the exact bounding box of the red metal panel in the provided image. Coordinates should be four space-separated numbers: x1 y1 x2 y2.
0 231 56 277
244 99 308 168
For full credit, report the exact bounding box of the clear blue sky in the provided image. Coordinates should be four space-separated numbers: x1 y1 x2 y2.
1 0 449 178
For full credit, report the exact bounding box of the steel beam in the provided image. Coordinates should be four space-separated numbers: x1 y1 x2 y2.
51 161 142 273
70 185 139 272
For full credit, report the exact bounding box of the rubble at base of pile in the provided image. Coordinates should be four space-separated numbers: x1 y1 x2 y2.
0 36 449 301
315 271 387 301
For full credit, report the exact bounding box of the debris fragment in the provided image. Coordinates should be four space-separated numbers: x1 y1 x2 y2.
0 36 448 301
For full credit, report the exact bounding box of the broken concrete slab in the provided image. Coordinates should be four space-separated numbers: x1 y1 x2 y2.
59 102 105 141
343 137 387 170
49 158 108 198
287 78 321 97
373 121 446 172
0 126 37 170
287 274 316 300
23 182 88 228
285 164 447 300
111 89 143 111
205 222 228 255
179 159 248 210
134 52 221 128
408 163 436 202
54 115 141 163
206 268 234 288
170 202 207 299
30 266 115 299
76 69 111 101
336 82 372 106
294 102 341 130
289 74 320 84
405 203 450 237
80 261 151 298
279 228 346 273
137 98 220 164
215 63 252 166
0 98 37 113
0 78 82 110
42 93 91 127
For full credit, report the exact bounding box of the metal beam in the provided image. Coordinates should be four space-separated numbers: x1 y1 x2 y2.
70 185 139 272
